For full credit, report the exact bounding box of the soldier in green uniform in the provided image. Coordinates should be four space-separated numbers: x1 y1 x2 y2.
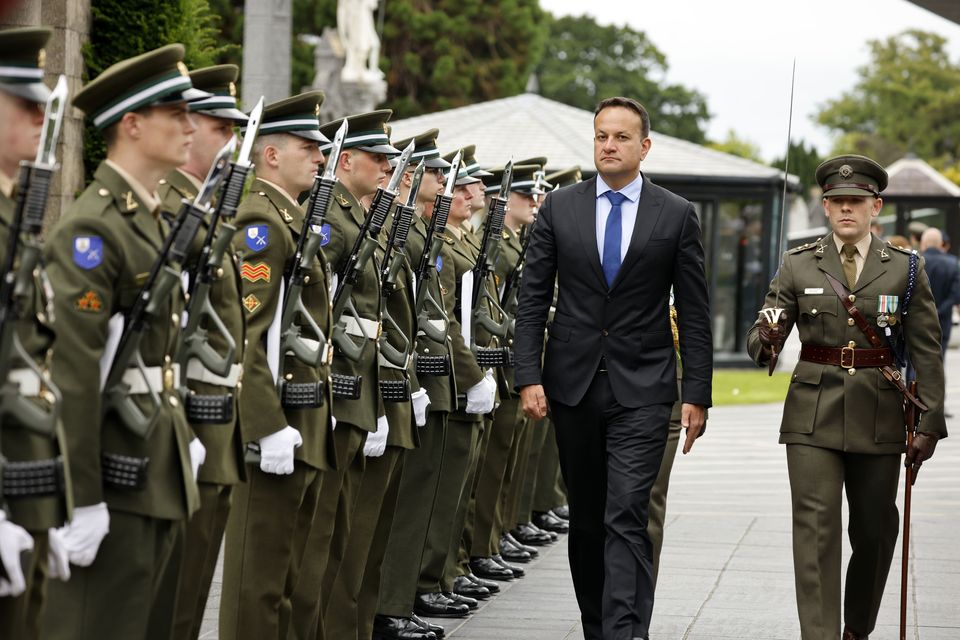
747 155 947 640
375 135 473 640
469 164 544 570
285 110 397 639
218 91 334 640
324 130 444 640
413 161 497 619
0 26 72 640
42 44 209 639
149 63 249 640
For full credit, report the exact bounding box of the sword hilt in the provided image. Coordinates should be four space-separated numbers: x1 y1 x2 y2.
758 307 786 376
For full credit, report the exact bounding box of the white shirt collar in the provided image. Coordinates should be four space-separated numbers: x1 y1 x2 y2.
596 172 643 202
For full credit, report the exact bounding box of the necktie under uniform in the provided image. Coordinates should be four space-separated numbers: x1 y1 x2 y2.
602 191 626 287
842 244 858 291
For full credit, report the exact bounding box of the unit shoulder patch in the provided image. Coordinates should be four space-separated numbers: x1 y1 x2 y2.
72 235 103 269
244 224 269 252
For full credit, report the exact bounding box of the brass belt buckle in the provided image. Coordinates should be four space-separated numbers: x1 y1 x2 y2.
840 343 856 369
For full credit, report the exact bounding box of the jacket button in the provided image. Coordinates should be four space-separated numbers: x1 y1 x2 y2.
848 294 856 302
847 318 855 326
811 308 817 315
848 368 856 376
601 329 608 336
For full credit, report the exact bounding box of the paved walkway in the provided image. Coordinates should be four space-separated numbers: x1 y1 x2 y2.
201 359 960 639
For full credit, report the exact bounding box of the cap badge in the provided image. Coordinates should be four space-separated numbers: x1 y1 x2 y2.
315 104 321 117
38 48 46 69
177 61 189 77
229 82 237 97
839 164 854 179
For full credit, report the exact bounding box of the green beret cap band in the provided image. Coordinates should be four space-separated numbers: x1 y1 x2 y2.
92 70 192 129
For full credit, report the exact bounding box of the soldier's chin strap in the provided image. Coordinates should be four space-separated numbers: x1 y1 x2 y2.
822 270 927 413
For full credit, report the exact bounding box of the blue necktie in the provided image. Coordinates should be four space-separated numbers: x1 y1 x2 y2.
602 191 627 286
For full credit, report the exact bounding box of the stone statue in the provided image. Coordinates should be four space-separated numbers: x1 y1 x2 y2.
338 0 383 83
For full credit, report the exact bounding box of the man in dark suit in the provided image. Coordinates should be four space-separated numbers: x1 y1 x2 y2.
919 227 960 359
513 96 713 640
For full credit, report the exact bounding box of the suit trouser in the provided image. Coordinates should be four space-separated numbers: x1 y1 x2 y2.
0 531 48 640
287 422 366 640
324 446 404 640
471 397 523 557
220 462 323 640
648 410 681 587
445 414 489 583
44 510 179 640
147 482 233 640
418 414 481 594
532 418 567 513
786 444 901 640
378 412 447 617
551 372 671 640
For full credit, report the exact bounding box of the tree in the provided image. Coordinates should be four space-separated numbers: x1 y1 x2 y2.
770 139 823 195
707 130 763 163
817 29 960 169
535 13 710 143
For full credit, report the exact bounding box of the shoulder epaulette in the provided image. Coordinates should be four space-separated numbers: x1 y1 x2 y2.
888 243 914 255
787 240 819 255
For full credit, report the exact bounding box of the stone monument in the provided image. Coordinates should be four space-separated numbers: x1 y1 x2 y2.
242 0 292 106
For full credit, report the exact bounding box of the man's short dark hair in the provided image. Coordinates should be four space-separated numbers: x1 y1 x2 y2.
594 97 650 138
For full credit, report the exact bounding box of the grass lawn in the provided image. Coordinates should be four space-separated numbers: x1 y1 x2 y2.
713 369 791 406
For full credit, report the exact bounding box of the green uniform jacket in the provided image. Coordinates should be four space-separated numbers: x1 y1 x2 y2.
379 207 418 449
325 183 381 432
490 225 522 399
746 233 947 454
44 162 198 519
406 214 457 413
0 189 71 531
233 178 333 471
158 169 245 485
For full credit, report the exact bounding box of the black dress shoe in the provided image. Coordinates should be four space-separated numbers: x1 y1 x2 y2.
454 575 491 599
466 572 500 594
553 505 570 520
469 556 515 581
413 592 470 618
503 532 538 557
533 510 570 534
411 614 445 638
372 614 438 640
511 523 552 546
492 553 525 578
443 591 478 610
528 520 559 541
500 539 532 563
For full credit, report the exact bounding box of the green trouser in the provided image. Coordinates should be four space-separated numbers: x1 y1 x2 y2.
518 416 549 522
470 398 522 557
503 415 535 529
444 415 489 585
147 482 232 640
531 418 568 512
0 531 48 640
287 423 366 640
417 414 481 594
220 462 323 640
44 511 179 640
648 412 682 587
786 444 901 640
324 446 405 640
378 412 447 617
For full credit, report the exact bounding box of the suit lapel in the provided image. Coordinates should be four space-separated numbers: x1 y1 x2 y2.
853 234 889 292
612 176 664 290
573 177 607 289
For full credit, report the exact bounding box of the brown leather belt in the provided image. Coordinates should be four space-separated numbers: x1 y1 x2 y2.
800 344 893 368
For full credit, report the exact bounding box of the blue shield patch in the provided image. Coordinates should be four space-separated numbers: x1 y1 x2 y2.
319 223 331 247
245 225 269 252
72 235 103 270
436 256 443 272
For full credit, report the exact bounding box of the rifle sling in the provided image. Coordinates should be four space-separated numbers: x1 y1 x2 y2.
822 271 927 412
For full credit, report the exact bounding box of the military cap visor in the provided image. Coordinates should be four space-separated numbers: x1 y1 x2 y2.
483 164 545 195
546 166 583 189
319 109 400 156
249 90 329 143
72 44 214 130
0 27 52 104
816 154 888 197
394 128 451 169
187 64 248 122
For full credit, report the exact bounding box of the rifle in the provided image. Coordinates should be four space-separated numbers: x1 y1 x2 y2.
413 152 460 344
379 161 423 368
331 141 414 361
275 119 347 389
178 97 264 380
499 206 539 321
469 162 513 367
102 139 234 439
0 75 68 437
900 379 920 640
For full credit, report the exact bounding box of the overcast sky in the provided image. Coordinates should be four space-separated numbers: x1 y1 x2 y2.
539 0 960 162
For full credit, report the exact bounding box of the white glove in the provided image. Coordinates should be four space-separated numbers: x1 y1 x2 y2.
57 502 109 567
258 426 303 475
189 437 207 481
46 526 70 581
412 388 431 427
0 509 33 597
331 414 337 431
363 415 389 457
466 369 497 415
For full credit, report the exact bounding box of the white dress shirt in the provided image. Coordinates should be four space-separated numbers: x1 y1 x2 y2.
596 173 644 262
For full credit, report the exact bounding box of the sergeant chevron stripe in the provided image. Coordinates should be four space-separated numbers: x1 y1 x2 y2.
241 261 271 282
